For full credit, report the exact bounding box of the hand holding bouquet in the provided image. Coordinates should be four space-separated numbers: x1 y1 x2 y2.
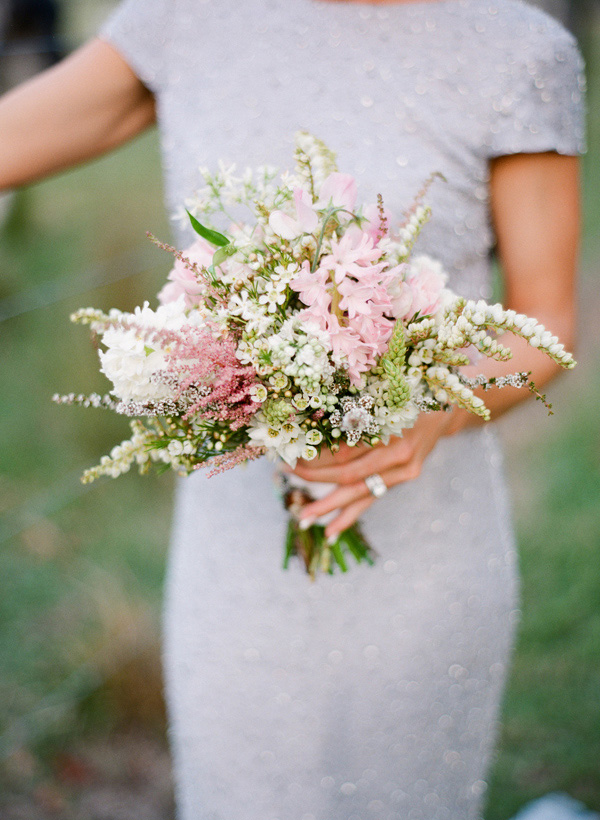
55 133 575 576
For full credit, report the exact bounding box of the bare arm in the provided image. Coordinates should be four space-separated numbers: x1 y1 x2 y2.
0 38 156 191
438 151 580 426
290 151 581 536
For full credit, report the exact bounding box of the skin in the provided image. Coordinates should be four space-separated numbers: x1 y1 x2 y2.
0 40 155 189
0 27 580 539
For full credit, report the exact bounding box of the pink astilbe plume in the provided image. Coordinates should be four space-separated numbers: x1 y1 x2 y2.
199 444 266 477
167 328 259 428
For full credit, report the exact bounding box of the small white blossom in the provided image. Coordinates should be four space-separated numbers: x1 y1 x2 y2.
306 429 324 445
250 384 268 403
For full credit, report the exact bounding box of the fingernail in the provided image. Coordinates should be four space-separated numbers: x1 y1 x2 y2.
326 534 338 545
299 517 315 531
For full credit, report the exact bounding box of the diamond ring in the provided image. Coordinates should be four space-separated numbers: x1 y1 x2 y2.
364 473 387 498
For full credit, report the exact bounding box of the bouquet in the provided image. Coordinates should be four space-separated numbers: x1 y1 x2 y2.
55 132 575 577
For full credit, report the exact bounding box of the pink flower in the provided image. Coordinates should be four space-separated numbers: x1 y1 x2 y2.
317 173 357 212
337 279 378 319
327 315 379 385
296 303 330 332
345 347 375 385
158 238 215 307
362 202 394 244
290 261 331 311
157 280 188 306
269 188 319 240
389 280 415 320
350 314 394 355
406 255 448 317
320 230 383 285
167 327 259 428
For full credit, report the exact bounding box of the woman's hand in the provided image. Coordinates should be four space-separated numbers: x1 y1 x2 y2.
290 408 462 539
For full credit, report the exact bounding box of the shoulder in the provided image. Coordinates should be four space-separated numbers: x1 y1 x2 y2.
479 2 586 158
480 1 583 65
466 0 586 109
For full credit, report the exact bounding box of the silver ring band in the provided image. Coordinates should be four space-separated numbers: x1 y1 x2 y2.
364 473 387 498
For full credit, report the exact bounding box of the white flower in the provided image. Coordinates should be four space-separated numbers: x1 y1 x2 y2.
98 298 205 403
273 262 301 284
247 415 307 466
258 281 287 313
228 291 254 318
305 429 323 445
168 440 186 457
378 401 419 437
292 394 309 411
235 340 255 366
269 372 289 391
244 312 276 336
99 328 172 403
249 384 268 403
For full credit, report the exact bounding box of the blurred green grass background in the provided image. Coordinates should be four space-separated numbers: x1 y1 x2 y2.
0 1 599 818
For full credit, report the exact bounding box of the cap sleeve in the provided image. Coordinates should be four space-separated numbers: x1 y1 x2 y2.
98 0 172 94
487 23 586 158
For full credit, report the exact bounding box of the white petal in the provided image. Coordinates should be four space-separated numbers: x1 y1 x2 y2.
269 211 301 240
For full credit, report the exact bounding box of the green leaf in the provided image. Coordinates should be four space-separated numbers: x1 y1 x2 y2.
283 521 296 569
212 243 236 267
144 345 154 357
186 210 229 247
339 532 362 562
340 526 375 566
329 539 348 573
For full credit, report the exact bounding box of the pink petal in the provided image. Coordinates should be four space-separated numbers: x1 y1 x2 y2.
293 188 319 233
363 202 394 243
157 280 186 305
317 173 357 211
269 210 302 240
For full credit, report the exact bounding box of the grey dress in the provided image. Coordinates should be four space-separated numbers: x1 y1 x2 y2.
100 2 585 818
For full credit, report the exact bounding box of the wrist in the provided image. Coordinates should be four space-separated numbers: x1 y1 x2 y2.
444 404 472 437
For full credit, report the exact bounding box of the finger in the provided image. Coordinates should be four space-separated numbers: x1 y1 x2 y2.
299 481 368 522
294 436 414 485
301 459 424 524
318 460 422 538
296 440 370 470
379 460 422 488
325 495 375 539
299 455 424 523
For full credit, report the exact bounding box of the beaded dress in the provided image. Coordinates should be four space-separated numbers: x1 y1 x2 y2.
100 2 585 818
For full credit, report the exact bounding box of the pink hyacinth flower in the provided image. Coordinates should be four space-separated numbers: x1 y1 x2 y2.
320 230 384 285
327 315 376 385
290 261 332 311
337 279 379 319
350 313 394 355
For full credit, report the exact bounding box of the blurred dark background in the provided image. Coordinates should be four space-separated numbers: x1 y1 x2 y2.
0 1 598 818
